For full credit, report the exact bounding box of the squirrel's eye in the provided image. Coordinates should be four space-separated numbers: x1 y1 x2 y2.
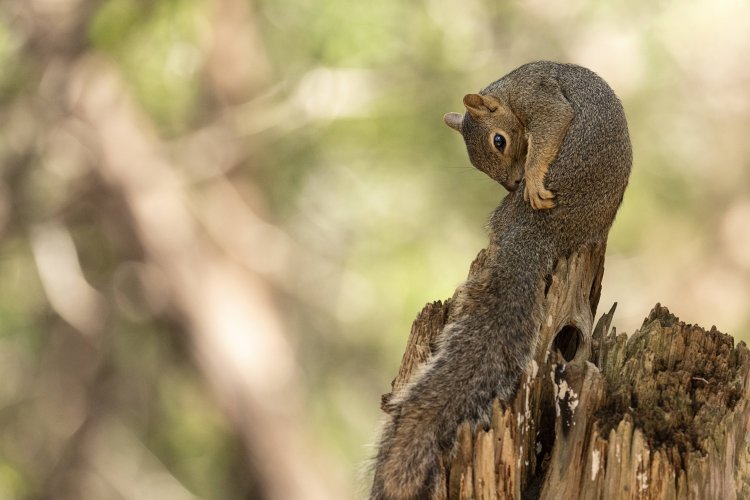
493 133 506 152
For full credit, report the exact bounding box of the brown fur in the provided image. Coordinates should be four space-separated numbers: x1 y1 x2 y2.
371 61 632 499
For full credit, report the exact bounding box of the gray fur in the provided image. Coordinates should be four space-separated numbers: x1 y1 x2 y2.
371 62 632 499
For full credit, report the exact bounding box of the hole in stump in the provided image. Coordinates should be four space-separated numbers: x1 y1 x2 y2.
552 325 582 362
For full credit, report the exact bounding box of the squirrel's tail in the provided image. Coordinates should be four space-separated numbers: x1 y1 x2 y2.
371 252 546 499
370 394 441 499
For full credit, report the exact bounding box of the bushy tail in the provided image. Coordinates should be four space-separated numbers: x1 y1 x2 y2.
370 327 516 499
370 400 442 499
371 252 546 499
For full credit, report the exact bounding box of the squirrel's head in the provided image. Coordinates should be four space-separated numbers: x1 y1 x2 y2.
444 94 527 191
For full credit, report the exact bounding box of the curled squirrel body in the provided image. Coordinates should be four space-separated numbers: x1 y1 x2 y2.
371 62 632 500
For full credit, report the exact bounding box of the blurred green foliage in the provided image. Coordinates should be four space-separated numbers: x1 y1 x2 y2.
89 0 206 135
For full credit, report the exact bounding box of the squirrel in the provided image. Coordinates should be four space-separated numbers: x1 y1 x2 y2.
370 61 632 499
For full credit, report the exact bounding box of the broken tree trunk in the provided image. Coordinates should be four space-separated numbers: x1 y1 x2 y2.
380 243 750 499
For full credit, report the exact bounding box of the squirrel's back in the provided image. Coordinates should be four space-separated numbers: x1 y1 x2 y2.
486 62 631 250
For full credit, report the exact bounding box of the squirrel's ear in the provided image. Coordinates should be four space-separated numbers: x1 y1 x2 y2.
463 93 499 118
443 112 463 133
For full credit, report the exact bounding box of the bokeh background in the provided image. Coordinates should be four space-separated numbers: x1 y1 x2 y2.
1 0 749 499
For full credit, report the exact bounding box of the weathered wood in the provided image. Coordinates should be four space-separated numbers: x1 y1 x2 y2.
380 244 750 499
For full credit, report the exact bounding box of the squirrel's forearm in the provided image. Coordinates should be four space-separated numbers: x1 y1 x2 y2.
520 78 574 195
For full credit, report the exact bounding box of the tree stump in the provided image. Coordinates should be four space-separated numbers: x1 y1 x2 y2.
380 244 750 499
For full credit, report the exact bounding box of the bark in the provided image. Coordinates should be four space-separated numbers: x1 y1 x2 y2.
381 244 750 499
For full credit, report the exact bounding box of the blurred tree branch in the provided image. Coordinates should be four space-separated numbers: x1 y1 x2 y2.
0 1 337 498
69 56 331 500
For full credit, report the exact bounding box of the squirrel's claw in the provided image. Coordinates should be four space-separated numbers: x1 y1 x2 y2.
524 178 556 210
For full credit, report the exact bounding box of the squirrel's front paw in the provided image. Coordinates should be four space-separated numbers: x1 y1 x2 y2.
523 175 555 210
